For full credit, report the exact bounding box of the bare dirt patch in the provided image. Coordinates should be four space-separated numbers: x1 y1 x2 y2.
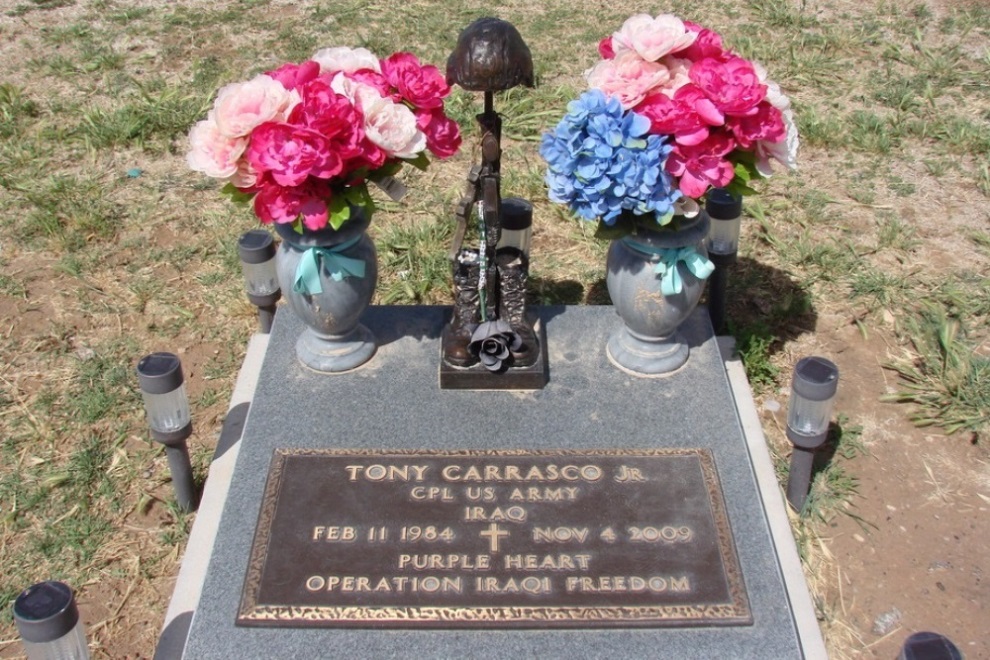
757 311 990 657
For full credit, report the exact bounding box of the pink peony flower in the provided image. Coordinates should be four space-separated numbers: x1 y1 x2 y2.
673 84 725 126
381 52 450 110
726 101 785 149
598 37 615 59
636 91 708 146
265 60 321 91
677 22 729 61
311 46 381 75
212 74 299 138
290 77 366 162
666 131 736 198
246 122 343 187
253 177 333 230
689 56 766 117
416 108 462 158
611 14 697 62
346 69 392 97
586 51 671 110
186 114 248 179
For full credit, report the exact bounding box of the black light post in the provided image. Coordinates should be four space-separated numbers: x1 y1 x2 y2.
238 230 280 333
136 352 197 512
705 188 742 334
785 356 840 511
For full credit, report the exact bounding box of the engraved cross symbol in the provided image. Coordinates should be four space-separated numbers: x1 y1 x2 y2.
479 522 509 553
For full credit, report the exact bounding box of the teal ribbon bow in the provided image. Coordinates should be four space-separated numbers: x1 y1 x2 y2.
292 236 365 295
652 247 715 296
623 239 715 296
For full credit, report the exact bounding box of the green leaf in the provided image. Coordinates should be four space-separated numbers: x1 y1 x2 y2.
727 159 764 197
405 152 430 171
725 177 759 198
733 162 753 183
220 183 254 205
362 196 376 224
369 161 403 180
656 209 675 227
328 195 351 230
291 218 304 234
342 183 370 207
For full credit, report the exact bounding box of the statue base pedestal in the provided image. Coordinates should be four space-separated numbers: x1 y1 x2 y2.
439 317 548 390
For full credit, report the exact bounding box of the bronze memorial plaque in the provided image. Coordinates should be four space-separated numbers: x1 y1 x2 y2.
237 449 752 628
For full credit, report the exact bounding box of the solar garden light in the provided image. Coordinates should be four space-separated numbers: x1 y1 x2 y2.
496 197 533 257
705 188 742 334
238 229 280 333
13 581 90 659
898 632 962 660
785 356 840 512
136 352 197 512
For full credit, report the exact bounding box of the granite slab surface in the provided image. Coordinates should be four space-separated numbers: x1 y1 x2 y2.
183 305 804 659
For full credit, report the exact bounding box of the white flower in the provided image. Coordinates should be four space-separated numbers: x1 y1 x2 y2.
612 14 697 62
186 113 248 179
212 74 299 139
361 96 426 159
330 72 383 110
311 46 381 74
753 62 799 174
754 62 792 112
230 158 259 188
330 72 425 158
756 107 799 175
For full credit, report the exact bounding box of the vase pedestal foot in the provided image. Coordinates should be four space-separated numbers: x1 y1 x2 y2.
606 326 689 377
295 324 376 374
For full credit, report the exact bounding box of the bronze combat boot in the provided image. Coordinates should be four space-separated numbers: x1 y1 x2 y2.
441 250 481 367
496 247 538 368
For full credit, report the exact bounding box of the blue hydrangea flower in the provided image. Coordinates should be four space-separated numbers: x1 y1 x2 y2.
540 89 681 226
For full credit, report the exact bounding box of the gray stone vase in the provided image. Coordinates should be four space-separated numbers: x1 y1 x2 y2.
605 212 711 376
274 210 378 373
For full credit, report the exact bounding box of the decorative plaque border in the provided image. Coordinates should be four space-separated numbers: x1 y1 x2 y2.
237 449 752 628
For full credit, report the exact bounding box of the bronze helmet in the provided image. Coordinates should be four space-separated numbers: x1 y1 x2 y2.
446 17 534 91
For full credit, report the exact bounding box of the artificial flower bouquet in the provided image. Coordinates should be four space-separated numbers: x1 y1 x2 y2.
187 47 462 232
541 13 798 237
